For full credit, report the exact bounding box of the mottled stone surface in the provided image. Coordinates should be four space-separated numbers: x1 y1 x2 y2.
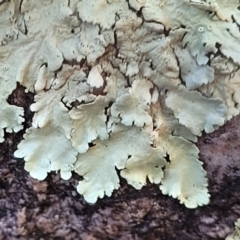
0 86 239 240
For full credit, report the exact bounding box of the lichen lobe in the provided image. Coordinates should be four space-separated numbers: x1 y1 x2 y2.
0 0 240 209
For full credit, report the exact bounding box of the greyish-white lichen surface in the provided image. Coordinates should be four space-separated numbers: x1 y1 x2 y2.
226 218 240 240
1 0 240 209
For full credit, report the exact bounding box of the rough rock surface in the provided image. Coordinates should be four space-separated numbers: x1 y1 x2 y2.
0 85 239 240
